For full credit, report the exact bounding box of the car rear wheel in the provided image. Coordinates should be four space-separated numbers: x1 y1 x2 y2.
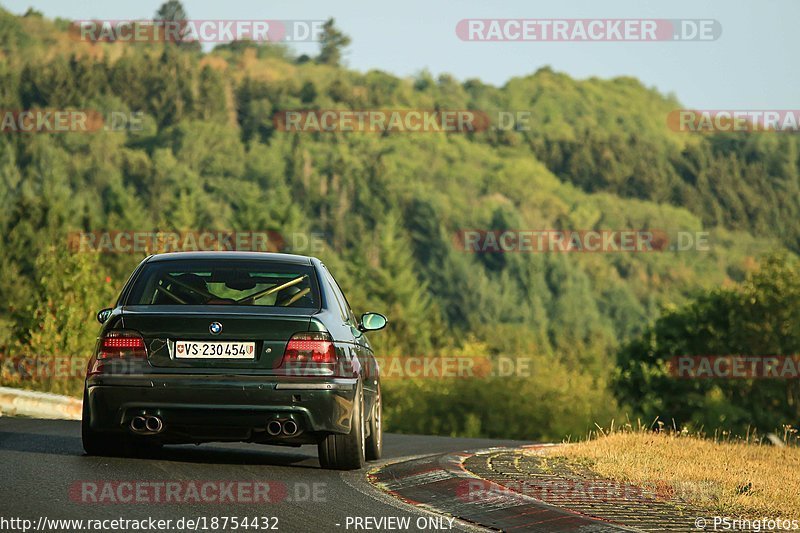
318 381 365 470
81 389 125 456
365 384 382 461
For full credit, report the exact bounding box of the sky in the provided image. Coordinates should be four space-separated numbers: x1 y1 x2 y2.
2 0 796 109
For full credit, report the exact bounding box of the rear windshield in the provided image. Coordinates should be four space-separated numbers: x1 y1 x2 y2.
126 259 320 308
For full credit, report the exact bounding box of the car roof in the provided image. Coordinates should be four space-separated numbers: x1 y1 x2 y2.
145 251 315 265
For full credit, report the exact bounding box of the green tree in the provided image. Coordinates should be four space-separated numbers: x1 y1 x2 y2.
6 246 116 396
154 0 200 50
365 214 438 355
316 18 350 66
615 252 800 434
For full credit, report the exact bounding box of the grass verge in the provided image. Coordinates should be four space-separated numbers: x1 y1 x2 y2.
545 429 800 520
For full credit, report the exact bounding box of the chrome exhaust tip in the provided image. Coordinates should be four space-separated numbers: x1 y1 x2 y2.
130 416 147 432
266 420 283 436
282 420 299 436
144 416 163 434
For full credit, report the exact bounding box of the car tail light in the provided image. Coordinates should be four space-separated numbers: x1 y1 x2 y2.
97 330 147 360
281 332 336 365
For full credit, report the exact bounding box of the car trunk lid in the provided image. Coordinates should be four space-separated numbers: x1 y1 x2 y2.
120 305 314 372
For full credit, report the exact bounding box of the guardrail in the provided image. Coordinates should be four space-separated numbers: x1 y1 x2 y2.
0 387 81 420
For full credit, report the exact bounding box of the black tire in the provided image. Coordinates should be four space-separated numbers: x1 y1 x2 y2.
365 383 382 461
318 381 365 470
81 388 125 456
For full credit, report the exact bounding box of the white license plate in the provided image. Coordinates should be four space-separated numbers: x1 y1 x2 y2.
175 341 256 359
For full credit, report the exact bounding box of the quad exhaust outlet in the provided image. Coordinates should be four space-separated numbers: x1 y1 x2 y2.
266 419 300 437
130 415 164 435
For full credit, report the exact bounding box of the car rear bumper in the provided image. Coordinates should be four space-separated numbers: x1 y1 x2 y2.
85 375 358 444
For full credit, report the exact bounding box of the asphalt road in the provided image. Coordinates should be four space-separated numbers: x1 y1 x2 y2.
0 417 527 532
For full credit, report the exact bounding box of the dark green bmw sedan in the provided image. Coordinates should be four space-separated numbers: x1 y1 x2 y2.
82 252 387 470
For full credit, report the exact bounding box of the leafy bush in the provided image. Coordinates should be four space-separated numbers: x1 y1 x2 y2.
615 252 800 434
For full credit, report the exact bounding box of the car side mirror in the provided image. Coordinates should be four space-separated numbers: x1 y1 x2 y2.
358 312 387 332
96 308 112 324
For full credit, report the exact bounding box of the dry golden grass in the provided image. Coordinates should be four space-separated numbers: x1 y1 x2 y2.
546 431 800 520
